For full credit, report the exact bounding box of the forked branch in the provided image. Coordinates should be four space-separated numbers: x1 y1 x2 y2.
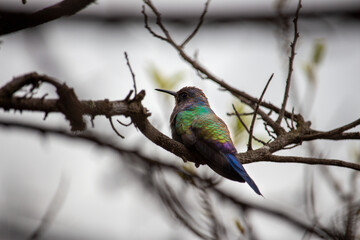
248 73 274 150
276 0 302 125
142 0 285 136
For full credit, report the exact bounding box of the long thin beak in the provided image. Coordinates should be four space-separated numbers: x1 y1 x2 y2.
155 88 176 96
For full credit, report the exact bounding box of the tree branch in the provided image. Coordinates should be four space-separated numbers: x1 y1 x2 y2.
1 72 359 173
211 186 336 239
0 0 95 36
124 52 138 96
108 117 125 139
248 73 273 150
180 0 210 48
276 0 302 125
264 155 360 171
0 72 86 130
232 104 266 146
303 118 360 141
1 0 359 238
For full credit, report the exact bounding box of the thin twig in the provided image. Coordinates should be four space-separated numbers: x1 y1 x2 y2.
344 171 359 239
263 122 277 140
248 73 274 150
194 50 208 80
227 112 254 117
282 143 301 150
232 104 266 146
276 0 302 126
155 172 211 240
124 52 137 96
141 5 168 41
181 0 210 48
232 104 251 134
143 0 175 42
198 186 227 240
117 119 132 127
319 166 347 201
90 116 95 128
263 154 360 171
284 117 292 130
124 90 134 101
211 186 334 239
109 117 125 138
291 107 295 130
303 118 360 141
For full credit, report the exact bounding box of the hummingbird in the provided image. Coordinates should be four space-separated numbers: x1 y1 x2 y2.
156 87 262 195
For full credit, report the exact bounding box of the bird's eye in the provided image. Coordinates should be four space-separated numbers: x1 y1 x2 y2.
179 92 187 99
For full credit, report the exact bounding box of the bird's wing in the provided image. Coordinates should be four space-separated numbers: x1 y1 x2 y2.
170 111 184 143
191 113 262 195
191 112 236 153
190 113 244 182
191 114 262 194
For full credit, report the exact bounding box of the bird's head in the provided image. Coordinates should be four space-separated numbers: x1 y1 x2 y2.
156 86 209 107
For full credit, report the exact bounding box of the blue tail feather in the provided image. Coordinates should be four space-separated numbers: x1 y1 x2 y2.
225 153 262 196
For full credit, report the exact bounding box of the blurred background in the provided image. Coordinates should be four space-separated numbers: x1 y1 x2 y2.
1 0 360 239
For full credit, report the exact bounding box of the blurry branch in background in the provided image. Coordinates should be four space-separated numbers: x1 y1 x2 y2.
0 120 343 239
150 171 216 240
0 0 95 36
28 173 70 240
1 1 359 29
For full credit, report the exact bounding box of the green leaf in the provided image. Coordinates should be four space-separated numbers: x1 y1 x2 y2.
303 62 315 84
147 64 184 90
312 40 326 65
350 145 360 164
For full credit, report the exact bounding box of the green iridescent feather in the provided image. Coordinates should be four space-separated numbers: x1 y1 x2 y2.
175 105 232 144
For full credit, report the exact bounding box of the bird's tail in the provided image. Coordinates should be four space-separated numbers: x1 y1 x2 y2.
224 153 262 196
